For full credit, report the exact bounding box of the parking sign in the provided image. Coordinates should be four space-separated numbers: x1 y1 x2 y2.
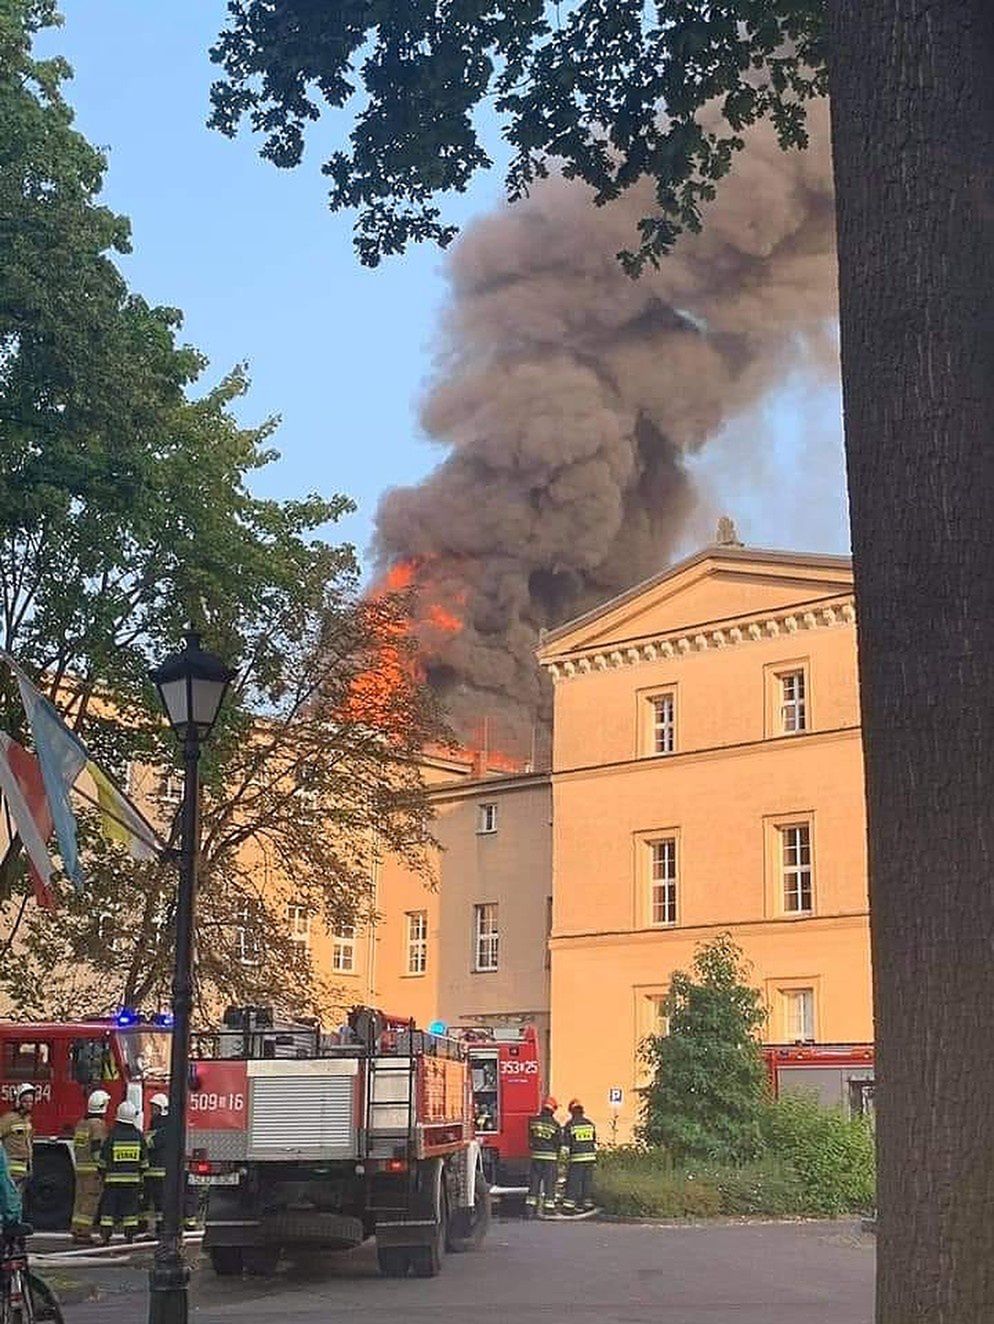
608 1086 624 1107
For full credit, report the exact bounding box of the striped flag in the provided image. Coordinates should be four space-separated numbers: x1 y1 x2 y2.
1 654 164 887
0 732 57 910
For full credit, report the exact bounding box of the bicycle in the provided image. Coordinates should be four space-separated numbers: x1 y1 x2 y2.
1 1225 64 1324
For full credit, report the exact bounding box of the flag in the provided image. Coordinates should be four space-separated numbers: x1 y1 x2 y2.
84 761 159 861
1 654 165 885
16 676 87 885
0 732 57 910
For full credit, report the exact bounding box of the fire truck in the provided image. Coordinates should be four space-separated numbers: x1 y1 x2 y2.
0 1013 171 1228
185 1006 490 1278
763 1043 875 1117
451 1024 542 1200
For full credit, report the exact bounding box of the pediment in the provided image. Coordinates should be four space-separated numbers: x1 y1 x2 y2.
538 548 853 660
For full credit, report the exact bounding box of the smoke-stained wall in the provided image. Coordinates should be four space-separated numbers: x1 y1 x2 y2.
375 104 838 755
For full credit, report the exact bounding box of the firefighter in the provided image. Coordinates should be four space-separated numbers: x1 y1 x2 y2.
70 1089 111 1244
96 1101 147 1243
525 1095 561 1218
144 1093 169 1233
0 1083 35 1195
560 1099 597 1215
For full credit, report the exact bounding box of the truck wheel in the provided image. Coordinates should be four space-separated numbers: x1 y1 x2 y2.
447 1177 491 1252
243 1247 279 1277
210 1247 244 1276
376 1246 410 1278
28 1147 74 1232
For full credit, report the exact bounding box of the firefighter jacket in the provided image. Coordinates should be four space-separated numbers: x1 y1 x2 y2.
0 1110 33 1179
562 1114 597 1164
146 1119 169 1181
528 1109 562 1161
73 1115 107 1175
98 1122 147 1187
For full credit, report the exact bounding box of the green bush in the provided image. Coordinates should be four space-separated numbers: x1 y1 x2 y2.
592 1097 876 1220
760 1094 876 1214
593 1148 805 1219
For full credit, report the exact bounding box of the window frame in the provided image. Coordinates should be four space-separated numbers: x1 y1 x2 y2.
780 822 814 914
477 802 498 835
406 910 428 976
648 837 679 927
637 682 679 758
651 691 676 755
233 901 263 967
782 987 815 1042
286 903 311 950
2 1040 52 1081
779 669 808 734
473 902 500 972
332 924 357 974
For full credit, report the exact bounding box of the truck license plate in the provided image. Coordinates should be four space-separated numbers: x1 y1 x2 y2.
189 1172 240 1186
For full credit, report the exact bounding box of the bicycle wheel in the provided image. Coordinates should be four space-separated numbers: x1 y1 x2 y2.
27 1272 63 1324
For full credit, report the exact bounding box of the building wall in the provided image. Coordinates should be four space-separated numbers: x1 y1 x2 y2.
539 548 872 1143
309 771 552 1065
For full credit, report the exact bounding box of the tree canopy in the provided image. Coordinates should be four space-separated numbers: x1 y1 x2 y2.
209 0 827 271
0 0 444 1019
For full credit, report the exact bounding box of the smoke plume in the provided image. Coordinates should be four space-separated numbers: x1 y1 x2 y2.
375 103 838 758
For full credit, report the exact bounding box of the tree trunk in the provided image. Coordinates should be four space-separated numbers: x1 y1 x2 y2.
826 2 994 1319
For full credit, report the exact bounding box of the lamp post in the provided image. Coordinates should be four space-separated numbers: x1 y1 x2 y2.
148 631 233 1324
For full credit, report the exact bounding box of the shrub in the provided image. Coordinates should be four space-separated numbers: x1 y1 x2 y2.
761 1094 876 1214
639 935 768 1163
593 1148 805 1219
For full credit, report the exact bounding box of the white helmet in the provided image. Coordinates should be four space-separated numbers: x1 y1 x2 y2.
15 1083 36 1105
150 1093 169 1113
87 1089 111 1116
116 1101 137 1125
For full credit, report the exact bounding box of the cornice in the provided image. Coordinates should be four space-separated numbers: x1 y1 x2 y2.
540 596 856 683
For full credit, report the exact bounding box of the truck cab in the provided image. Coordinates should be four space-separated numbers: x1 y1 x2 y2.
0 1016 170 1228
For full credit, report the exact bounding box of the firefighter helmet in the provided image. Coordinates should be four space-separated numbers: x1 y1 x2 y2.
543 1096 558 1113
15 1083 36 1104
568 1098 583 1114
87 1089 111 1116
116 1100 137 1124
151 1093 169 1113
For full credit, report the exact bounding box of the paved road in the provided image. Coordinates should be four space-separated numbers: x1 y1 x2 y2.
55 1219 874 1322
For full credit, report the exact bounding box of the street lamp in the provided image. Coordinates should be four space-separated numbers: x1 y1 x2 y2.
148 631 234 1324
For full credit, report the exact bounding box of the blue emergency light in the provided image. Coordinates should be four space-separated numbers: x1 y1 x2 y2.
428 1020 447 1036
115 1008 141 1027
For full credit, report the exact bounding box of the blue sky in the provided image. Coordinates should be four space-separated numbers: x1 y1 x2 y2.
44 3 850 572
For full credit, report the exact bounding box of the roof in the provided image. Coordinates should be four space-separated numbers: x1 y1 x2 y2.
537 544 853 653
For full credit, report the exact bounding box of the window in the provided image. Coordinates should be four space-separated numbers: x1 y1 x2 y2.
780 670 807 733
646 994 670 1039
781 824 813 913
158 771 183 805
649 839 678 926
478 802 498 834
234 902 262 966
474 903 499 971
332 925 356 974
2 1041 51 1081
287 904 310 950
783 988 815 1041
406 911 428 975
651 693 675 754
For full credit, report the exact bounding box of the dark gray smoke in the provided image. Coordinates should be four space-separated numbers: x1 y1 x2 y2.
375 104 838 758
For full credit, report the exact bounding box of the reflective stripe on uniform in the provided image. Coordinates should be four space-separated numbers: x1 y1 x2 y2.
568 1154 597 1163
104 1175 142 1185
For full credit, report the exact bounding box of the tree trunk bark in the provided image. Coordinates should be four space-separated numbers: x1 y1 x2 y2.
826 2 994 1319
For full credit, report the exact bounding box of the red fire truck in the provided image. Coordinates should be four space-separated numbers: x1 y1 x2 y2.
452 1023 542 1200
186 1006 490 1278
763 1043 875 1117
0 1013 171 1228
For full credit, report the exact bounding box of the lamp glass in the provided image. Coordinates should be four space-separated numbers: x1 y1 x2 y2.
157 677 191 735
190 676 229 734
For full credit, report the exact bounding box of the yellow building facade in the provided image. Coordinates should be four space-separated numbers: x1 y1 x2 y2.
306 753 552 1062
536 541 872 1142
